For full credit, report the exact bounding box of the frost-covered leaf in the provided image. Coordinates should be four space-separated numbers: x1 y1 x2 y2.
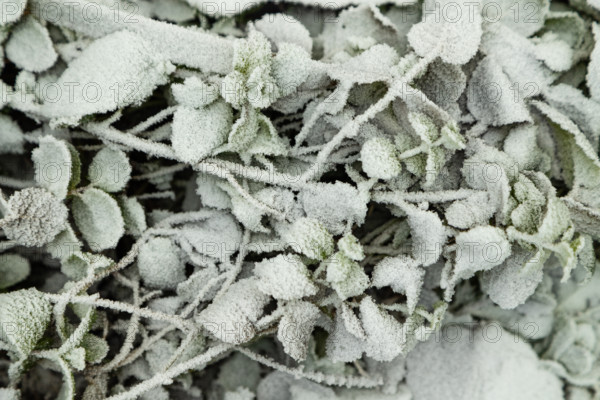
138 237 185 289
326 252 370 300
0 389 20 400
118 196 146 237
172 101 233 163
225 387 255 400
45 30 174 125
6 17 57 72
406 325 563 400
372 257 424 313
445 192 495 229
338 234 364 261
32 136 78 200
228 106 260 151
178 211 242 263
299 182 367 235
360 136 401 180
328 44 399 84
197 278 270 344
359 297 404 361
88 148 131 192
0 115 24 154
72 188 124 251
255 14 312 53
3 188 68 247
326 310 365 362
480 0 549 37
277 301 320 361
255 254 318 300
61 251 112 280
272 43 313 97
0 0 25 26
47 224 81 262
196 174 232 210
480 247 546 309
467 56 532 126
407 0 482 65
172 76 219 108
403 205 446 267
587 23 600 102
453 226 511 282
0 288 52 356
533 101 600 188
0 254 30 289
280 217 334 260
64 347 86 371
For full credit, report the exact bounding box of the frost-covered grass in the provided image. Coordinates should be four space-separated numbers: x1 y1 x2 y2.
0 0 599 399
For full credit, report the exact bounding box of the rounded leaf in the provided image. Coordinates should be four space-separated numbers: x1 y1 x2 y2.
72 188 125 251
88 147 131 192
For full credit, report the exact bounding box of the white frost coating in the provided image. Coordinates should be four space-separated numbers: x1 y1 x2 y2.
6 17 57 72
326 252 370 300
172 76 219 108
359 297 404 361
254 254 318 300
32 136 74 200
277 301 320 361
372 257 424 313
197 278 270 344
480 247 545 309
588 23 600 102
2 188 68 247
88 147 131 192
299 182 367 235
360 137 401 180
445 192 495 229
138 237 185 289
280 218 334 260
407 0 482 65
271 43 313 98
72 188 125 251
118 196 147 237
172 102 233 163
406 325 563 400
403 205 446 267
44 30 174 126
0 288 52 356
0 0 25 26
467 56 532 126
453 226 511 282
254 14 312 53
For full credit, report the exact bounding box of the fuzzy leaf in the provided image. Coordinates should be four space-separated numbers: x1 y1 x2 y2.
280 217 335 261
45 30 174 125
3 188 68 247
255 254 318 300
172 101 233 163
32 136 75 200
277 301 320 361
0 254 30 290
6 17 57 72
88 148 131 192
407 0 482 65
0 288 52 356
372 257 424 313
118 196 147 237
326 252 370 300
255 14 312 53
72 188 125 251
138 237 185 289
360 136 401 180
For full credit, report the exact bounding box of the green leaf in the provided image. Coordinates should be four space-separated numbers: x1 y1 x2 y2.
0 254 30 290
281 218 335 261
72 188 125 251
0 288 52 356
88 147 131 193
32 136 75 200
326 252 370 300
118 196 147 237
